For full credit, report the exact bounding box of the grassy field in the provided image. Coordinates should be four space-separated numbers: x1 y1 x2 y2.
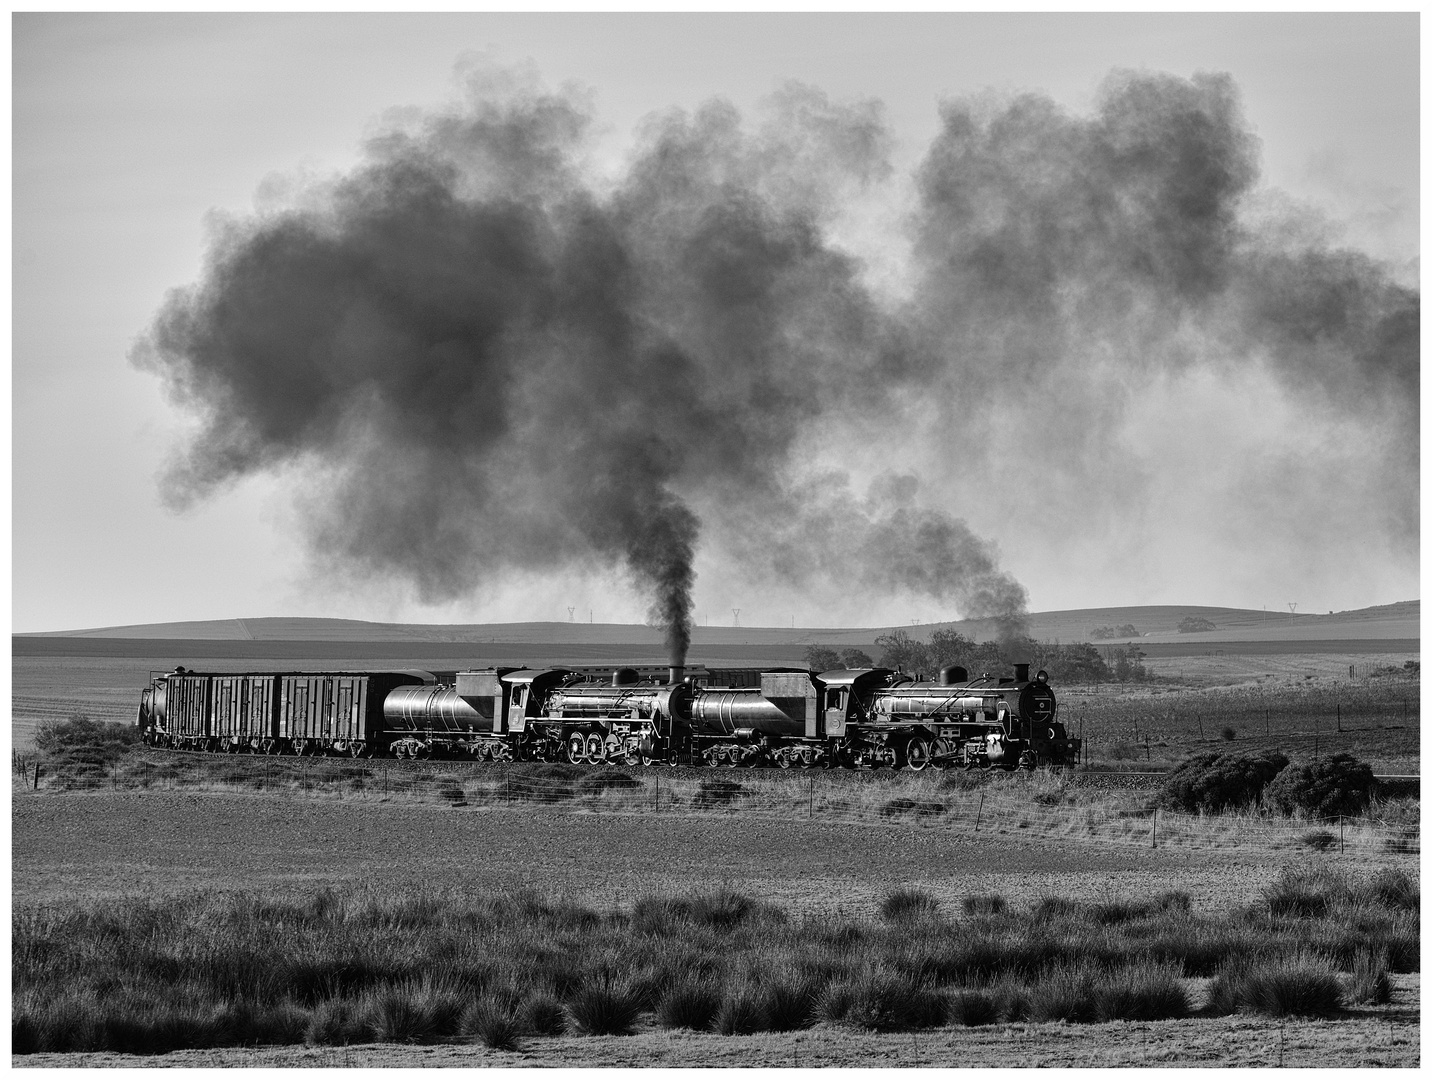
12 865 1419 1065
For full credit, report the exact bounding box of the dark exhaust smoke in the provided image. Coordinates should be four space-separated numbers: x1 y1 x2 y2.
133 67 1416 644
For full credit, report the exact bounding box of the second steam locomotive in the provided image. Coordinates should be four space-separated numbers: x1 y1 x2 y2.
137 661 1080 771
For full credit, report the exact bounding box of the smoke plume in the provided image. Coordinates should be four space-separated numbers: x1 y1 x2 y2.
134 67 1417 646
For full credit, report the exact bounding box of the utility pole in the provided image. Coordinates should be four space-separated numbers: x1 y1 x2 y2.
1287 602 1298 625
568 607 575 622
733 609 740 627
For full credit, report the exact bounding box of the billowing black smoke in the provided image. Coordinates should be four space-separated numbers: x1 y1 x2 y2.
134 68 1416 650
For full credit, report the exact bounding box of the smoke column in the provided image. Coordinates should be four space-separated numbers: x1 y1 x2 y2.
134 68 1416 647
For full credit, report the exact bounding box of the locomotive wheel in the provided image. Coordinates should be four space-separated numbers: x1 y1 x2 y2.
776 749 793 769
565 733 587 764
905 737 932 772
584 733 606 763
348 741 367 758
292 739 308 757
875 746 898 770
723 749 740 768
623 739 642 767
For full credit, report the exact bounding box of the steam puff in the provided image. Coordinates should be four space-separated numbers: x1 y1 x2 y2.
132 66 1416 638
132 75 925 658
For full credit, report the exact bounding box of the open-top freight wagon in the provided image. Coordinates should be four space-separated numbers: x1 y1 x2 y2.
136 662 1080 771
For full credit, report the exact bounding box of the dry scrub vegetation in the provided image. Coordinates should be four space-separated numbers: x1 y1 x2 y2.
12 864 1417 1061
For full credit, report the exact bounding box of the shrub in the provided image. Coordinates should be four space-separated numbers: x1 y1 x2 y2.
1220 727 1236 741
1368 867 1419 912
460 996 522 1050
305 998 364 1046
1346 949 1392 1006
882 888 939 922
1263 866 1340 918
833 972 946 1032
566 978 642 1036
962 894 1006 917
516 992 567 1037
946 987 1001 1026
1031 896 1081 921
1208 953 1343 1017
35 714 140 756
1092 962 1190 1021
359 981 461 1043
655 979 721 1031
1298 829 1337 851
713 983 766 1035
1156 750 1288 814
579 770 641 795
1025 963 1098 1023
1264 753 1378 819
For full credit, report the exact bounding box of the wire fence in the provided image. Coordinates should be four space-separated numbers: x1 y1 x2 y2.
13 750 1418 859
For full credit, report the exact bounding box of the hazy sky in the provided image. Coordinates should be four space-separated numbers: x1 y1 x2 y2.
12 12 1420 632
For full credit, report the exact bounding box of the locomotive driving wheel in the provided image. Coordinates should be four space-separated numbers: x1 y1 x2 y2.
584 732 606 764
565 732 587 764
905 737 932 772
623 738 642 767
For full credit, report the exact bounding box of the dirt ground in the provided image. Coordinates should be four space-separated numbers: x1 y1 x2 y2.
10 790 1375 915
12 790 1422 1068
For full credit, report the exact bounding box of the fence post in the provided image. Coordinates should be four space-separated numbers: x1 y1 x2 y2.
1265 708 1270 737
808 776 813 820
1339 815 1344 854
974 794 984 833
654 773 659 813
1151 806 1157 850
1336 703 1341 733
1196 712 1204 740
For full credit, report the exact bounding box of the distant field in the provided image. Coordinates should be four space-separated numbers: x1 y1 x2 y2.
16 599 1419 648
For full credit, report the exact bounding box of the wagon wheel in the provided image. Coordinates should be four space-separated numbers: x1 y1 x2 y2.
566 732 587 764
585 732 607 764
905 737 932 772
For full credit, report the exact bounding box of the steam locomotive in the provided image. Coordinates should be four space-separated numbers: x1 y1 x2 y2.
136 662 1079 771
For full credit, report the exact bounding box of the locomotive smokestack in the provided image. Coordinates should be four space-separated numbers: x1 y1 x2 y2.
668 664 684 685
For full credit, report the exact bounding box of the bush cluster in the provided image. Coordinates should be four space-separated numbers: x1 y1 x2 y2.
1157 750 1289 813
1264 753 1378 819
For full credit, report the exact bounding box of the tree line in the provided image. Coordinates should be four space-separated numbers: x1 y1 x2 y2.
805 628 1149 684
